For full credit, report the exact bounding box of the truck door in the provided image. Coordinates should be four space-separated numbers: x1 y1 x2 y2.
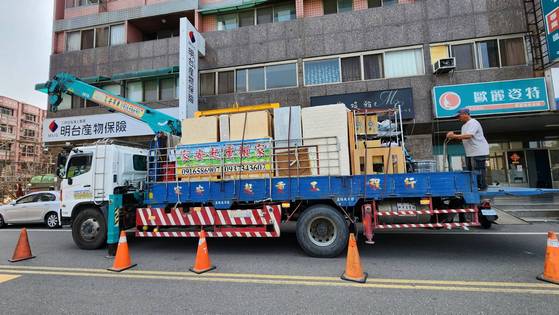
63 154 94 208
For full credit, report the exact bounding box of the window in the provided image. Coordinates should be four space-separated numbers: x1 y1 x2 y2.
24 113 37 122
363 54 383 79
126 81 143 102
38 193 56 202
143 80 158 102
95 26 109 48
477 39 499 68
81 29 94 50
217 14 238 31
102 84 121 96
159 78 175 100
0 106 14 116
66 154 92 178
430 45 449 65
368 0 382 7
266 63 297 89
23 129 36 138
257 7 273 24
499 37 526 66
0 124 14 133
200 73 216 96
16 195 36 204
384 48 424 78
133 155 147 171
66 31 80 52
57 95 72 110
239 11 255 27
65 0 75 8
304 58 340 85
324 0 352 14
383 0 397 5
341 56 361 82
274 3 296 22
451 43 475 70
21 145 35 157
110 24 125 46
218 71 235 94
248 68 266 91
72 95 84 109
236 69 247 92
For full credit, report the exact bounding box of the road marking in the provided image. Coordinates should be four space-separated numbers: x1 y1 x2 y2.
379 232 549 235
0 274 20 283
0 269 557 295
0 265 557 294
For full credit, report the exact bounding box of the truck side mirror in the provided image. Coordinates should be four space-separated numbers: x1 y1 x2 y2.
67 177 73 185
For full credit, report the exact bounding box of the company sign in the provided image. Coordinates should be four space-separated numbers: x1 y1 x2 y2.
432 78 549 118
310 88 414 119
542 0 559 63
42 107 179 143
179 17 205 120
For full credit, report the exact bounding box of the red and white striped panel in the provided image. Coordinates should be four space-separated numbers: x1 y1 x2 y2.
376 222 479 229
136 230 279 238
377 208 477 216
136 206 279 227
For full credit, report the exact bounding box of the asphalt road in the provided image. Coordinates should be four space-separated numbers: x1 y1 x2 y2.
1 223 559 314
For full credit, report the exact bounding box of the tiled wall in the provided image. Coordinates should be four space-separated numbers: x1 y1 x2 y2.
303 0 323 17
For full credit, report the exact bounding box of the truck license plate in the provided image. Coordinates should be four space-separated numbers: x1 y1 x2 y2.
481 209 497 216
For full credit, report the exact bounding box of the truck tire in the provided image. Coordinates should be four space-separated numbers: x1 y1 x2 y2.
72 208 107 250
479 215 493 229
296 204 349 258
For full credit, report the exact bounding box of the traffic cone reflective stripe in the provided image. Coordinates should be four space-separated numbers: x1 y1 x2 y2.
189 230 216 274
341 233 367 283
537 231 559 285
9 228 35 262
108 231 137 272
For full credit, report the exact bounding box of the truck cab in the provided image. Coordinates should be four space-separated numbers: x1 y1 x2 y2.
59 142 147 249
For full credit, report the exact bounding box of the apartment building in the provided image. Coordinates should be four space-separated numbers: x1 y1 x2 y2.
45 0 559 188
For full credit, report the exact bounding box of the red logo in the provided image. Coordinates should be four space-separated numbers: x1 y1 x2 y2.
546 8 559 34
48 120 58 132
439 92 461 111
188 31 196 43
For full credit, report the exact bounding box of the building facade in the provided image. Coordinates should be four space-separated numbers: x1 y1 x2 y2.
0 96 49 199
47 0 559 188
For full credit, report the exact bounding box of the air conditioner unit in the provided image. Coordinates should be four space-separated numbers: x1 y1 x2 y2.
433 57 456 74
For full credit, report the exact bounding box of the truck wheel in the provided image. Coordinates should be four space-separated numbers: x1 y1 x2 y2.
72 208 107 250
296 204 349 258
479 215 492 229
45 212 60 229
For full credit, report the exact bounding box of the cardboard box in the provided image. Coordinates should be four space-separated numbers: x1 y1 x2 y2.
230 111 272 140
180 116 219 145
274 147 312 177
353 146 405 175
355 114 378 135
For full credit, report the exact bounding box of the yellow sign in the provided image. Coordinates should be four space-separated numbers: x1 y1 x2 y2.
92 90 145 119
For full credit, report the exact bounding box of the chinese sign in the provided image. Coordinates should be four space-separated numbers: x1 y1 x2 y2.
175 139 272 179
432 78 549 118
42 107 179 142
542 0 559 63
310 88 414 119
91 90 145 119
179 18 205 120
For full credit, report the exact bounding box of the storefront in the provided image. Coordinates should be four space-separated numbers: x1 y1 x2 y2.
432 77 559 188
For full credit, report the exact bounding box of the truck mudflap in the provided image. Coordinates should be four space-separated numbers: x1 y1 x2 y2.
135 205 281 238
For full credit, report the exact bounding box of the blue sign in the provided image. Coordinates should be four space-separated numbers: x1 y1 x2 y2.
432 78 549 118
542 0 559 63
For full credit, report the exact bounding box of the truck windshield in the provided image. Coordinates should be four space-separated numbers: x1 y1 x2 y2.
66 154 92 178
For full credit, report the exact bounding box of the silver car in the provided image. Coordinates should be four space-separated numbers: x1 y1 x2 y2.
0 191 61 229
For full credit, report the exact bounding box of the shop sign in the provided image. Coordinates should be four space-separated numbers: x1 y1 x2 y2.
42 108 179 143
310 88 415 119
433 78 549 118
179 17 205 120
175 139 272 179
542 0 559 63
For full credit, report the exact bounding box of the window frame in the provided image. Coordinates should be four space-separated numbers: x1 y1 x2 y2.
65 23 125 52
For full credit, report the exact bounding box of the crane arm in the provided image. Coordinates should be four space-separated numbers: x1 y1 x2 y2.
43 72 181 136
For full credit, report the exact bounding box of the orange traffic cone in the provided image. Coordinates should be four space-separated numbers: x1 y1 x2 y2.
189 230 216 274
537 231 559 285
108 231 137 272
9 228 35 262
341 233 367 283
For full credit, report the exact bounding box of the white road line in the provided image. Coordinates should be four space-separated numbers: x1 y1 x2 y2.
381 232 549 235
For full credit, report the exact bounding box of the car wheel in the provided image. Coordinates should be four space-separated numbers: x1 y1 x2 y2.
296 204 349 258
72 208 107 250
0 214 6 228
45 212 60 229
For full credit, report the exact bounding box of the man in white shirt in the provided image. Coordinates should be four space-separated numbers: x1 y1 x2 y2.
446 108 489 191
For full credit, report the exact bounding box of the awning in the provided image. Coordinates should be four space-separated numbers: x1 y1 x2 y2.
198 0 269 15
35 66 179 92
